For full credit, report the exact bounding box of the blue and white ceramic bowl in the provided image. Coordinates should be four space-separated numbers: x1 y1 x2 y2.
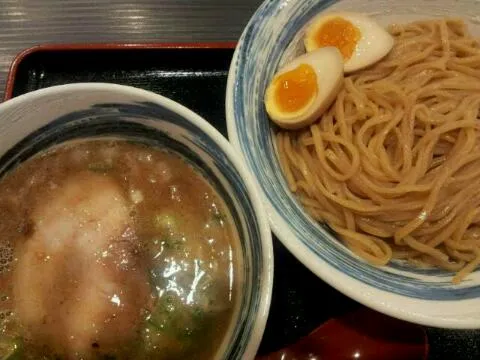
226 0 480 328
0 83 273 358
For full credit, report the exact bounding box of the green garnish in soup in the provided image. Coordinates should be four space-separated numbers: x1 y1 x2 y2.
0 139 240 360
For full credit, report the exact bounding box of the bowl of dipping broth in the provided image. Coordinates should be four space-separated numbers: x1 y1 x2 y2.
226 0 480 328
0 83 273 359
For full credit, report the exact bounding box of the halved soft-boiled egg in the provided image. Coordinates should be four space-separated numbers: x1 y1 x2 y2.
265 47 344 130
304 12 394 73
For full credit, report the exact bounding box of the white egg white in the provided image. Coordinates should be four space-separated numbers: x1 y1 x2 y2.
304 12 394 73
265 47 344 130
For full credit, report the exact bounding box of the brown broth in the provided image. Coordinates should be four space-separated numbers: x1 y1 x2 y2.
0 138 240 360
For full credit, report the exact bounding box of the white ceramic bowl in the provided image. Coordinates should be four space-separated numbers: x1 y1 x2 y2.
0 83 273 358
226 0 480 328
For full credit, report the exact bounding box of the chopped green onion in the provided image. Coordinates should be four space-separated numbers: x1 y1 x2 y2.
153 213 177 231
0 337 22 360
147 237 184 261
163 238 184 251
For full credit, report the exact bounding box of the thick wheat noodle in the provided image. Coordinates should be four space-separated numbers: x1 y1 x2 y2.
276 19 480 282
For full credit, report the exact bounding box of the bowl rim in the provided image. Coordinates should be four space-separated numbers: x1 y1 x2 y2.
0 82 274 357
225 0 480 329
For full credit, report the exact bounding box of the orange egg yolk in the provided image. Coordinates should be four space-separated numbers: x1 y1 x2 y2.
274 63 318 113
314 17 361 60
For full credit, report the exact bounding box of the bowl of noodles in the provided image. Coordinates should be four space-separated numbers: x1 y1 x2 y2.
226 0 480 328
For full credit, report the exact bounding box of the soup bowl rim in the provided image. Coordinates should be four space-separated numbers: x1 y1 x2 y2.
0 82 274 358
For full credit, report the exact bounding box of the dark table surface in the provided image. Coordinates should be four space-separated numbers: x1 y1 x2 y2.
0 0 261 98
1 1 479 359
